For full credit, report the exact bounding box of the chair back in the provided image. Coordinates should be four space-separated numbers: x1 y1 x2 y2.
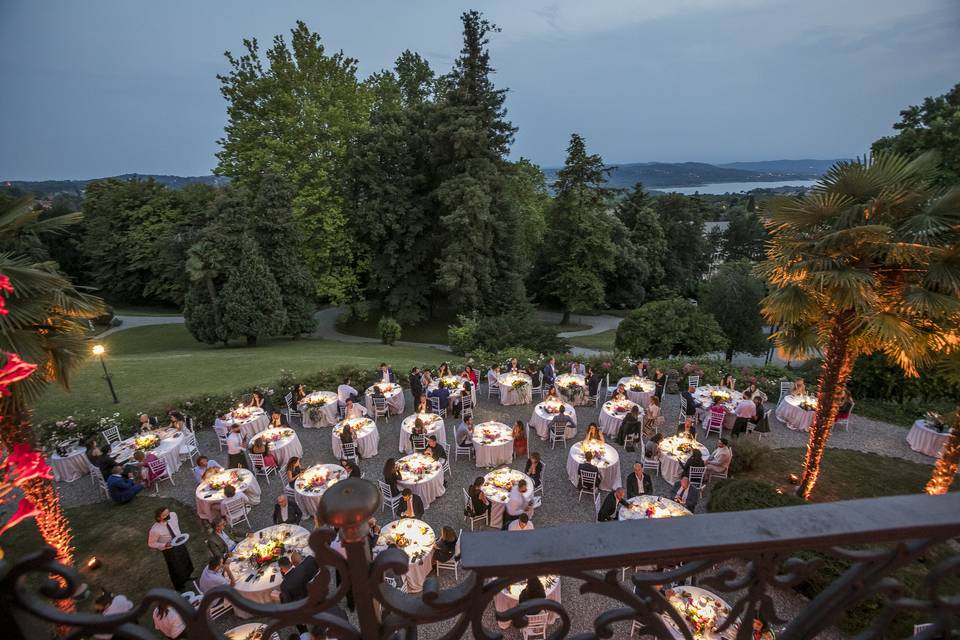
579 470 598 490
913 623 935 638
102 426 121 445
147 458 167 478
373 396 388 414
429 396 443 414
522 613 550 640
341 442 359 461
411 434 427 452
708 409 725 429
688 375 700 389
779 381 792 400
378 480 397 501
223 496 247 523
249 452 267 471
284 392 294 410
688 466 706 488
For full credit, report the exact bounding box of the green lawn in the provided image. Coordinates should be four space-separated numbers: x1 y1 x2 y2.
569 329 616 352
32 324 449 425
0 496 208 611
109 303 182 317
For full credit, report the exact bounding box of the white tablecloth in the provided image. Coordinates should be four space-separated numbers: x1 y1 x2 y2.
482 468 535 528
495 575 561 628
776 395 817 432
228 524 311 609
556 374 589 406
498 373 532 406
658 436 710 485
294 464 347 516
566 441 622 491
249 428 302 469
662 586 737 640
365 383 405 415
226 623 274 640
619 495 692 521
617 376 657 407
427 377 467 406
195 469 262 521
529 401 577 439
299 391 339 428
231 410 270 440
399 413 446 453
473 422 514 467
397 454 445 509
113 428 185 476
332 418 379 458
374 519 435 593
598 400 641 437
50 447 89 483
907 420 949 458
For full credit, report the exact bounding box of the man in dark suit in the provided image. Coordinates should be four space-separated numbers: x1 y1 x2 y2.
681 385 699 422
378 363 397 383
408 367 424 405
577 451 600 490
542 357 557 388
272 495 303 525
278 551 320 603
672 476 701 512
617 406 643 445
597 487 627 522
625 462 653 498
428 385 450 411
395 488 425 518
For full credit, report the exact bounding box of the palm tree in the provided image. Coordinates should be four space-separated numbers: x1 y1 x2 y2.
758 152 960 499
0 195 105 570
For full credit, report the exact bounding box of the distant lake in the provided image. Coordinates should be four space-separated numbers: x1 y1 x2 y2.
659 179 819 195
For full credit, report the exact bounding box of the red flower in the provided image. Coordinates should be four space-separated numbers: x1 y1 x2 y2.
4 443 54 485
0 274 12 316
0 352 37 397
0 498 39 536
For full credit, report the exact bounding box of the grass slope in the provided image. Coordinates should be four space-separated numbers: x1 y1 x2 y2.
33 324 449 425
568 329 616 352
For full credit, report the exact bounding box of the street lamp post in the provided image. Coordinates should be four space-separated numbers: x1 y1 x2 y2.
92 344 119 404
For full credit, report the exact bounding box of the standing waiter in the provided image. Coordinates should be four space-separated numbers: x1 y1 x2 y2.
147 507 194 590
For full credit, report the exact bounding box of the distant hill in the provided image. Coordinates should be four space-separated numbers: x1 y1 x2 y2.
2 174 229 195
543 159 844 189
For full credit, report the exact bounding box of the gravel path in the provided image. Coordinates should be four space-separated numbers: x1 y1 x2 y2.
56 384 932 639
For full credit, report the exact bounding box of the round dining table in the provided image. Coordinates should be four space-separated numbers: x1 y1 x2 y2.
49 445 90 483
662 585 738 640
365 383 405 415
906 419 949 458
298 391 339 428
497 372 532 406
293 464 347 517
396 453 445 509
226 622 281 640
566 441 622 491
776 394 818 432
619 495 692 521
598 399 641 437
248 427 302 469
495 575 561 628
112 427 185 476
229 408 270 440
658 436 710 485
472 421 514 467
481 467 535 529
617 376 657 407
555 373 589 406
427 376 468 406
694 386 740 430
399 413 446 454
373 518 436 593
195 468 262 521
529 400 578 440
227 523 312 612
332 417 379 459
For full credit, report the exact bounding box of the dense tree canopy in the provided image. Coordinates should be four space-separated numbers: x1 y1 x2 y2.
614 298 728 358
700 260 768 360
652 194 711 298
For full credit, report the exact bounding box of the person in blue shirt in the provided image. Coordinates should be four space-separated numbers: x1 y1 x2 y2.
542 357 557 388
106 464 144 504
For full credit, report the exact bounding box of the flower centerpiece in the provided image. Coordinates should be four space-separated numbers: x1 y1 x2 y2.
261 429 293 443
665 588 733 638
232 405 254 420
511 378 528 390
581 441 607 464
542 399 563 414
206 470 242 491
374 383 395 394
438 376 461 390
799 398 817 411
49 416 81 455
709 389 731 403
226 625 265 640
336 418 368 439
397 454 438 481
248 537 285 567
299 466 342 492
134 434 160 451
301 394 329 407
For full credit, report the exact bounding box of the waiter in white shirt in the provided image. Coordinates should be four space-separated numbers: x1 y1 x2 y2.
503 480 533 530
147 507 194 590
226 423 247 469
337 378 358 403
508 513 535 531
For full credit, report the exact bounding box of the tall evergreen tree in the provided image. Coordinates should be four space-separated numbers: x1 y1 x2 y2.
506 158 551 280
612 183 667 305
542 133 616 323
652 193 710 297
217 234 286 346
431 11 527 314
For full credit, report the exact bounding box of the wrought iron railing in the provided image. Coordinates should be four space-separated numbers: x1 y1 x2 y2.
2 479 959 639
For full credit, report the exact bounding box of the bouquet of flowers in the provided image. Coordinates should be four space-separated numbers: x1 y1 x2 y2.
582 441 607 464
611 402 632 415
511 378 528 390
49 416 81 455
134 434 160 451
248 538 285 567
438 376 461 390
263 429 293 442
799 398 817 411
543 400 563 414
226 625 265 640
374 383 395 394
301 394 329 407
629 383 646 392
398 455 437 480
709 390 731 403
300 467 338 492
232 406 255 420
206 470 242 491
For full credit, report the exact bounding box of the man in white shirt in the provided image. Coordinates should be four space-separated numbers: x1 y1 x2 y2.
94 592 134 640
193 455 222 483
705 438 733 477
198 555 235 594
508 513 535 531
571 361 586 376
337 378 358 403
343 397 364 420
503 479 532 530
147 507 194 590
732 391 757 438
456 416 473 447
226 423 246 469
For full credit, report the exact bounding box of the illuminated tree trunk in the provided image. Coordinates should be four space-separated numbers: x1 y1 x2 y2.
798 314 855 500
924 413 960 495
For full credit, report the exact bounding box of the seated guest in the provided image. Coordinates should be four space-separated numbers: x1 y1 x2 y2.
268 410 289 429
456 416 474 446
432 527 458 563
680 385 699 422
707 396 730 428
732 391 757 438
503 479 533 530
464 364 479 387
414 394 429 415
248 391 264 410
395 488 424 518
542 358 557 387
584 422 605 445
571 360 586 376
467 476 491 516
292 383 307 406
518 576 547 609
250 438 277 468
286 457 303 488
206 517 240 558
509 512 535 531
577 451 600 489
342 459 361 478
198 555 235 594
167 410 187 431
273 494 303 525
124 450 148 484
382 458 400 495
138 413 157 432
337 378 358 403
220 483 250 514
379 362 396 383
617 406 642 445
644 433 664 460
98 444 119 480
597 487 627 522
279 551 320 604
544 385 560 401
425 435 447 461
705 438 733 477
631 359 645 378
106 465 143 504
643 396 663 438
682 449 705 479
791 378 807 396
720 374 736 390
835 389 854 422
193 455 222 484
343 397 364 420
427 384 450 411
677 415 696 437
610 383 628 402
525 452 543 488
85 439 103 467
513 420 528 457
507 357 520 373
750 394 768 431
152 602 185 640
673 476 700 511
549 407 575 441
411 417 427 437
626 462 652 498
